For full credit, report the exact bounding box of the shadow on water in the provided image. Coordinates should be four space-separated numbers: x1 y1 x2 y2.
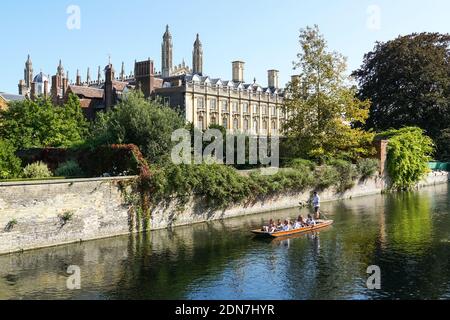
1 184 450 300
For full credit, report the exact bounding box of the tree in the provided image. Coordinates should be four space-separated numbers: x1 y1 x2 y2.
0 139 22 180
0 94 88 149
283 25 375 162
353 33 450 144
90 90 185 163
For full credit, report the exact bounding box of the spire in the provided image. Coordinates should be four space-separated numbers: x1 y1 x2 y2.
161 25 173 78
120 62 125 81
192 33 203 75
57 59 65 77
76 69 81 86
97 66 101 84
87 67 91 84
24 54 34 88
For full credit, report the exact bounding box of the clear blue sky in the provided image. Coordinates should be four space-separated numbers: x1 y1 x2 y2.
1 0 450 93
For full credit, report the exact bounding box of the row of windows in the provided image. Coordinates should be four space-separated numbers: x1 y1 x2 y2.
198 116 280 132
196 98 284 117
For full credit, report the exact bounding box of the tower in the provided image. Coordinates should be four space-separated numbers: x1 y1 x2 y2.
268 70 279 89
97 66 102 84
192 34 203 75
57 60 65 78
76 69 81 86
232 61 245 83
24 55 33 89
161 25 173 78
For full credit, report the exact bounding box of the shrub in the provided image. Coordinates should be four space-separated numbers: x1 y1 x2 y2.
314 165 339 190
330 159 358 192
287 158 316 171
22 161 53 179
54 160 85 177
0 140 22 180
357 158 379 179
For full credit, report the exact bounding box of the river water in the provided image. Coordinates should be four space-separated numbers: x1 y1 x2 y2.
1 184 450 300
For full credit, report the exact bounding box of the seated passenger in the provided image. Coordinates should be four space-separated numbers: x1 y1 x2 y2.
262 219 274 232
293 220 302 229
306 214 316 226
282 220 291 232
277 219 284 231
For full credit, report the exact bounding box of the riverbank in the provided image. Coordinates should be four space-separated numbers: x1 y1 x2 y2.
0 172 448 255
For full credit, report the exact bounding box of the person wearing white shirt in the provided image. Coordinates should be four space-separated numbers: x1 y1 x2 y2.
312 192 321 220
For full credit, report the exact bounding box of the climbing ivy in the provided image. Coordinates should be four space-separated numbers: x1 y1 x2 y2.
378 127 434 190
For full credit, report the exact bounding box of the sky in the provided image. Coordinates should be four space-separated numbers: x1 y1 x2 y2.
1 0 450 94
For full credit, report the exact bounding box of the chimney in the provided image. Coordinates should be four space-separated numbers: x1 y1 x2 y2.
30 82 36 100
268 70 279 89
76 69 81 86
44 80 49 99
232 61 245 83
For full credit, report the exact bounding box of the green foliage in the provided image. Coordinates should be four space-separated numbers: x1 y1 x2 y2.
357 158 379 180
314 165 339 190
353 32 450 157
22 161 53 179
283 25 375 162
54 160 84 177
59 211 74 226
89 91 185 164
435 128 450 161
378 127 434 190
5 219 18 232
328 159 358 193
286 158 316 171
0 139 22 180
0 94 88 149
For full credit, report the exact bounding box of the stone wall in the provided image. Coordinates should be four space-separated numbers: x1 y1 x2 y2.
1 172 448 255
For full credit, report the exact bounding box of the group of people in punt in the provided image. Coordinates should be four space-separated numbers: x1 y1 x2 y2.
262 215 317 234
261 192 322 234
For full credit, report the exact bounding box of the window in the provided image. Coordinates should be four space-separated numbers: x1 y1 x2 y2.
263 120 268 130
253 120 259 133
210 99 217 111
222 117 228 129
272 120 277 130
253 104 258 114
271 105 277 116
197 97 204 110
211 117 217 125
262 105 268 115
222 100 228 112
233 118 239 130
198 116 204 130
244 119 249 131
243 103 249 114
232 102 239 113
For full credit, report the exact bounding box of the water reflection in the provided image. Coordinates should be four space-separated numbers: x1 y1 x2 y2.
0 184 449 300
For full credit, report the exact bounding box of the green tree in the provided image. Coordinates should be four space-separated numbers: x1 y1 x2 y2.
283 25 375 162
377 127 434 190
0 139 22 180
90 90 185 163
353 33 450 144
0 94 88 149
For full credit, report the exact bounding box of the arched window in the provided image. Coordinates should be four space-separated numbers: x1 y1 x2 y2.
263 120 268 130
253 120 259 133
223 117 228 129
198 116 204 130
211 117 217 125
233 118 239 130
244 119 249 131
272 120 277 130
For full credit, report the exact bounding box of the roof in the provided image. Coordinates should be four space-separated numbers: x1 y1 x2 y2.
0 92 25 102
67 85 104 99
112 81 129 92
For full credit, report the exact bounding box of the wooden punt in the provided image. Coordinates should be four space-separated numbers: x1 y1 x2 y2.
251 220 334 239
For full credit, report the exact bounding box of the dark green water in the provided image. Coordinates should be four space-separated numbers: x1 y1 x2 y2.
1 184 450 300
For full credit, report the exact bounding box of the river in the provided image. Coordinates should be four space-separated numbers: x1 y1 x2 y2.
1 184 450 300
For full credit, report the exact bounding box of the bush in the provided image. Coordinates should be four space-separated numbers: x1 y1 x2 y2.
357 158 379 179
314 165 339 190
22 161 53 179
330 159 358 192
54 160 84 177
0 140 22 180
287 158 316 171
